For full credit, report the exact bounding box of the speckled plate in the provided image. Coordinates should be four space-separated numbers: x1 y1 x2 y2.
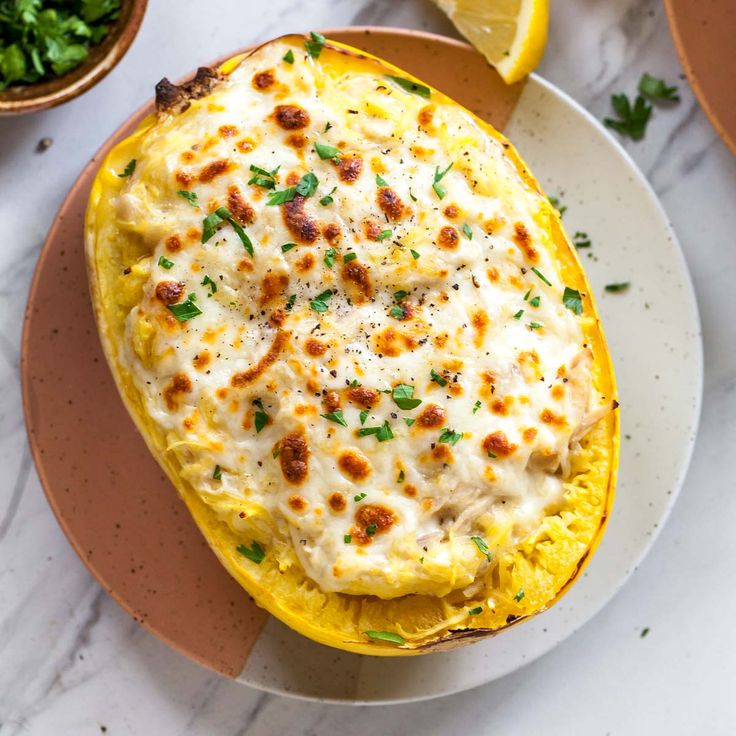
21 28 702 704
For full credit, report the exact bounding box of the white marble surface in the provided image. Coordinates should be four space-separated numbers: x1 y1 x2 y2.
1 0 734 733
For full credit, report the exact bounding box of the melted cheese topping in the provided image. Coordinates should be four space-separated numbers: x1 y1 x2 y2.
112 39 605 599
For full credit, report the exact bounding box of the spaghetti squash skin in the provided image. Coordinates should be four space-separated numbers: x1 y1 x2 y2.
86 34 618 654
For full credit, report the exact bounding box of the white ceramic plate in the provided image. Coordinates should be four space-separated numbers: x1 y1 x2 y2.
231 74 703 704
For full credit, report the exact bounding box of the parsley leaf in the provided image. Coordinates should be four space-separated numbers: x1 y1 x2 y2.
376 229 393 241
167 296 202 322
514 588 525 602
253 399 268 433
638 73 679 102
359 409 369 425
201 207 254 256
364 630 405 645
281 242 297 253
358 420 394 442
438 428 463 445
310 289 333 312
320 187 337 206
385 75 430 99
324 247 337 268
213 465 222 480
304 31 326 58
158 255 174 270
118 159 136 178
389 305 406 319
248 164 280 189
296 171 319 196
344 534 352 544
562 286 583 315
473 400 481 414
513 309 524 319
529 295 540 308
605 282 631 293
201 274 217 295
430 368 447 387
375 173 389 187
604 93 652 141
321 410 347 427
343 252 357 263
432 162 453 199
314 142 341 161
573 231 591 249
410 249 420 260
468 606 483 615
354 492 367 502
236 541 265 564
283 48 295 64
531 266 552 286
392 384 422 410
462 223 473 240
285 294 296 311
177 190 199 207
471 536 491 561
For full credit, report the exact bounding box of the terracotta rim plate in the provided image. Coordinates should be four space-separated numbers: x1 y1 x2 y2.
665 0 736 155
22 27 703 704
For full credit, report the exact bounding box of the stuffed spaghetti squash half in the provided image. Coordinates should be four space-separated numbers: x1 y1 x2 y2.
86 33 618 655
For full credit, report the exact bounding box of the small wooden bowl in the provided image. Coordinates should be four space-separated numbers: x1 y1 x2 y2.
0 0 147 116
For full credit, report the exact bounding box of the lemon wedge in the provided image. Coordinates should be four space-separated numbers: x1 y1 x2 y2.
432 0 548 84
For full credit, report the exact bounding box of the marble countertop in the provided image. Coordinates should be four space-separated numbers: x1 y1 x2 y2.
1 0 735 733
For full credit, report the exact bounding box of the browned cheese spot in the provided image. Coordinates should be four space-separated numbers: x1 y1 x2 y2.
193 350 211 370
403 484 417 497
279 432 309 484
198 159 232 183
322 222 341 242
492 396 513 415
273 104 310 130
438 225 459 250
295 251 315 273
328 492 347 512
283 194 319 243
345 386 380 408
443 204 459 219
165 234 182 253
341 260 373 303
253 70 275 90
175 171 193 187
163 373 192 411
323 391 341 413
540 408 567 428
418 105 434 126
416 403 447 428
351 504 395 545
287 494 307 512
522 427 538 443
260 273 289 306
218 125 238 138
336 156 363 183
513 222 538 262
472 309 490 347
286 133 307 149
551 384 565 400
364 220 382 240
305 338 328 356
482 431 518 458
373 327 418 357
377 187 405 221
180 150 195 163
338 450 372 481
227 185 255 224
231 330 288 387
155 280 185 305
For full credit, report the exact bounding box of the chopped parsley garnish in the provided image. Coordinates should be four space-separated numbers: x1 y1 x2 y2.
471 536 491 561
438 428 463 445
641 627 650 638
315 141 341 161
410 249 420 260
364 630 405 646
167 295 202 322
638 73 679 102
397 470 405 483
158 256 174 270
324 247 337 268
310 288 333 312
118 159 136 178
213 465 222 480
320 187 337 206
304 31 326 58
513 309 524 319
529 322 542 330
253 399 269 433
281 242 297 253
283 48 295 64
385 74 430 99
573 231 591 249
272 447 282 459
354 492 367 502
462 223 473 240
321 410 347 427
248 164 280 189
394 290 409 301
358 420 394 442
605 282 631 292
408 188 417 202
201 275 217 295
376 229 393 241
604 93 652 141
343 252 357 263
523 289 531 301
285 294 296 311
562 286 583 314
324 121 332 132
548 195 567 216
359 409 369 425
432 162 453 199
389 305 406 320
531 266 552 286
514 588 525 602
375 173 389 187
404 417 416 427
366 523 377 536
236 541 265 564
266 172 318 205
487 450 497 459
392 384 422 410
473 400 481 414
177 190 199 207
430 368 447 387
201 207 254 256
468 606 483 616
344 534 352 544
529 295 540 308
